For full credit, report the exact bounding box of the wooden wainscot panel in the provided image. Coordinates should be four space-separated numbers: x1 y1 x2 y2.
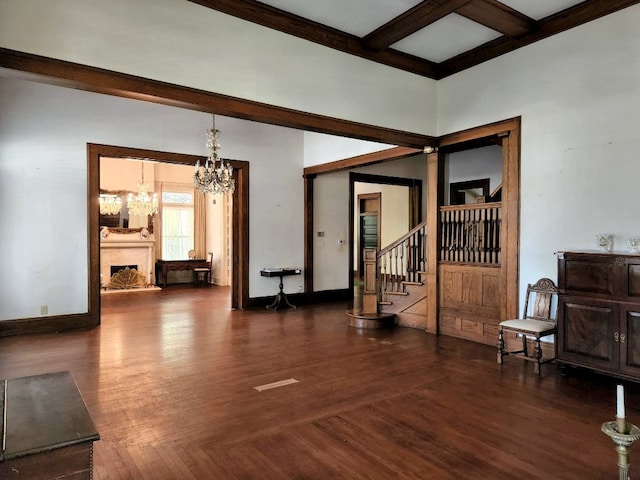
395 297 427 329
482 274 500 308
461 319 482 335
439 264 501 317
442 269 464 303
484 323 499 338
439 264 502 345
440 314 461 334
462 272 483 305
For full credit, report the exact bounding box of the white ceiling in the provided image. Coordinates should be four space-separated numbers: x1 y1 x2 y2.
257 0 586 63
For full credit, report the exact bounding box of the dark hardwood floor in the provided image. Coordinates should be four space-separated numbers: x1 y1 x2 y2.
0 285 635 479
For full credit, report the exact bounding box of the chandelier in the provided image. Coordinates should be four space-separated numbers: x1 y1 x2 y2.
127 162 158 217
194 115 235 195
99 194 122 215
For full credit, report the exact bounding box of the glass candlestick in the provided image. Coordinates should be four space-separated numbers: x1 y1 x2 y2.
596 234 613 253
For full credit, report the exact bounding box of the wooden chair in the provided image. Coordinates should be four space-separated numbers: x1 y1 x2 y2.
193 252 213 286
497 278 558 375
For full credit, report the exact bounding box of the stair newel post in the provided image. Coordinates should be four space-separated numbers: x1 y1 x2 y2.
362 247 379 314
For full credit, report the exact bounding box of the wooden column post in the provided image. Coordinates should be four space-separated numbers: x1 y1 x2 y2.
426 149 444 334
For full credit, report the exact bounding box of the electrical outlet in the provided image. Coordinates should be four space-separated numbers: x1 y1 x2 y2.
40 305 48 315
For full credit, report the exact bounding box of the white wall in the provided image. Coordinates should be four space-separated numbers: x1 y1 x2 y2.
219 119 305 297
314 172 351 291
0 77 305 320
303 132 396 167
438 5 640 309
0 0 437 136
206 195 229 286
446 145 502 204
313 154 427 291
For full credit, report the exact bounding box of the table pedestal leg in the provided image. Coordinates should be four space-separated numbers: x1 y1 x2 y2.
266 277 296 310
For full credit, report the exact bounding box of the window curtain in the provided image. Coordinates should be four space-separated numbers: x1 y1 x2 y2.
154 181 163 261
194 190 207 258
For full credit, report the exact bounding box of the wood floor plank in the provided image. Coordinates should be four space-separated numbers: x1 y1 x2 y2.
0 285 635 478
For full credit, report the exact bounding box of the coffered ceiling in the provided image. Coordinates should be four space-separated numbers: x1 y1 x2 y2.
187 0 640 78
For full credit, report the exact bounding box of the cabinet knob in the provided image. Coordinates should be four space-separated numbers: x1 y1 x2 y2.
621 333 626 344
614 332 620 343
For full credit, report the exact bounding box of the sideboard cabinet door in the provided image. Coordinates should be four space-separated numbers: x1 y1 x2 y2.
618 257 640 303
621 307 640 377
557 296 618 371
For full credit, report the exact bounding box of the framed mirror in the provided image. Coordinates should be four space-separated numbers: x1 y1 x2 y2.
99 189 154 233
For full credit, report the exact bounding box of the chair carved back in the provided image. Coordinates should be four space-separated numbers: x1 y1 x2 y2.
523 277 558 322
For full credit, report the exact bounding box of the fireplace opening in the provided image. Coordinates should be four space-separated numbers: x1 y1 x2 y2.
111 265 138 276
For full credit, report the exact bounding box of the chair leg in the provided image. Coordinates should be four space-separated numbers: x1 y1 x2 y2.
534 337 542 375
521 334 528 358
497 327 505 364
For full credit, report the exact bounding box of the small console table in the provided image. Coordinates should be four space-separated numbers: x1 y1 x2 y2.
0 371 100 479
155 259 210 287
261 268 301 310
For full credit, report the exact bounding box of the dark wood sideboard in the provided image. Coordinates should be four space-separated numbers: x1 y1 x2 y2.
155 259 210 287
557 251 640 381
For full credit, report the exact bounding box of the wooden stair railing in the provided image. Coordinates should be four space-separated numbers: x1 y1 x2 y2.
440 203 502 264
376 221 427 306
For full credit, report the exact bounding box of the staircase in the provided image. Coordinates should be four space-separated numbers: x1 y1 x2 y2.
347 221 428 330
377 222 428 328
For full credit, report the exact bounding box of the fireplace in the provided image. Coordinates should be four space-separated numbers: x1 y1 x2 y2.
111 265 138 276
100 235 155 286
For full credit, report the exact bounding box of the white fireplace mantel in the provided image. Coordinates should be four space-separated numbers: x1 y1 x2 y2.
100 237 156 285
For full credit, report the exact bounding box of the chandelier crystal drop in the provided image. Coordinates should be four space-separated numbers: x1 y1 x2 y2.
99 194 122 215
194 115 235 195
127 163 158 217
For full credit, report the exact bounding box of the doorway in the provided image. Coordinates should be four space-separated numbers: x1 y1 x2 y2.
357 193 381 278
349 173 422 294
449 178 490 205
88 144 250 317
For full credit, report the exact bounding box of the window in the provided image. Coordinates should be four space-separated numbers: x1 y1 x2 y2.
162 188 194 260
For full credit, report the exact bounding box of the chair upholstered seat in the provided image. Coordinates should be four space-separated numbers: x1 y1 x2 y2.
499 319 555 334
193 252 213 286
497 278 558 375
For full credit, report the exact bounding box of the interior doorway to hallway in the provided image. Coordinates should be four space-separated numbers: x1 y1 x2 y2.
88 144 250 316
349 173 422 295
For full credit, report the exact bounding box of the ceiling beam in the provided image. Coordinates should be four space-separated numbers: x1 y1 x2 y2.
362 0 472 51
438 0 640 78
186 0 439 78
303 146 423 177
456 0 534 37
0 48 436 148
